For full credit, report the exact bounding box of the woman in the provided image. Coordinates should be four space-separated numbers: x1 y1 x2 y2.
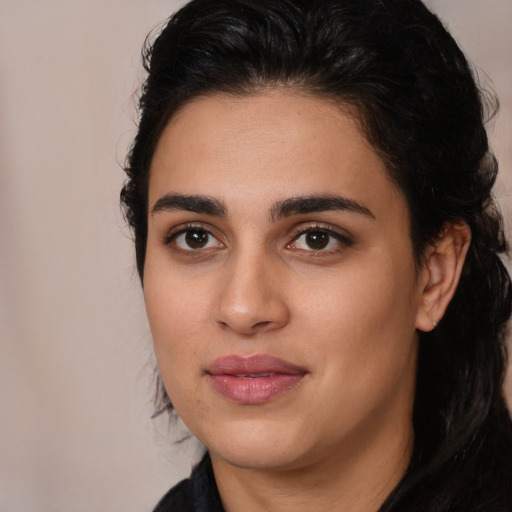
121 0 512 510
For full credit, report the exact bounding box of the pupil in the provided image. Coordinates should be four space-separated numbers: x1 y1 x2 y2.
306 231 329 250
185 230 208 249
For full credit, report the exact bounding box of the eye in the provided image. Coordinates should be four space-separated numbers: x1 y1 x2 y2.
167 227 223 251
288 226 352 253
299 231 331 250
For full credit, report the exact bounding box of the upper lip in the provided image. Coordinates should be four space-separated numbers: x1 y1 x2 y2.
206 354 307 376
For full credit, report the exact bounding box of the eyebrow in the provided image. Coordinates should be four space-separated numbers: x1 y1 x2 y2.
150 193 374 221
269 195 375 222
151 194 227 217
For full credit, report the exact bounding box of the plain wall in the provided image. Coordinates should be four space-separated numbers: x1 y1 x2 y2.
0 1 510 511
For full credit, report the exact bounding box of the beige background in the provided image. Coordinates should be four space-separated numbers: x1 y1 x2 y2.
0 1 511 511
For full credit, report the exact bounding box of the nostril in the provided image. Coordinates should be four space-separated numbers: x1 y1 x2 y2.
253 321 271 330
215 319 270 334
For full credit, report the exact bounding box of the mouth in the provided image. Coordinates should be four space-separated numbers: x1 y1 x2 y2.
229 373 278 378
206 354 307 405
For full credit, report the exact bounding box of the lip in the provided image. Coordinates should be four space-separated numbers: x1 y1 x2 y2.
206 354 307 405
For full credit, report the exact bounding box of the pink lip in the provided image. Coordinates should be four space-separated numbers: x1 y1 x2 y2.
206 354 307 405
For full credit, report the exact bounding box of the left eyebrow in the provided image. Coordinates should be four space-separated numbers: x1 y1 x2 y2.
269 195 375 222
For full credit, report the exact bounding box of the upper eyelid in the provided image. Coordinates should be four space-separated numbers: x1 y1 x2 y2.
288 224 355 250
290 222 352 239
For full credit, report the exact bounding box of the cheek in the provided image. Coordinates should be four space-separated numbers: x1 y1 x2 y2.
143 257 203 367
299 257 417 334
144 240 213 325
143 277 207 413
145 280 205 329
302 276 418 434
295 255 419 379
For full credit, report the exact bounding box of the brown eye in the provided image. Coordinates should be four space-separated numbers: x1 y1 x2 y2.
288 226 353 254
185 229 210 249
171 228 222 251
305 231 330 250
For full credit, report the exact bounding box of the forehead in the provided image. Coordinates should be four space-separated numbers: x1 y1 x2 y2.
148 90 406 221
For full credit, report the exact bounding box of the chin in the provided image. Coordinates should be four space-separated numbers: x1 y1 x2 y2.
212 445 304 472
199 418 310 471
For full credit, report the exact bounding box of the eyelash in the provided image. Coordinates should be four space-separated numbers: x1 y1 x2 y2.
163 223 354 255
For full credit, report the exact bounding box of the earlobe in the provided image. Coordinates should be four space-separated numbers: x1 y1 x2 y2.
415 220 471 332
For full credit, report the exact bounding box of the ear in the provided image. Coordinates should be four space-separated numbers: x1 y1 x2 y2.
415 220 471 332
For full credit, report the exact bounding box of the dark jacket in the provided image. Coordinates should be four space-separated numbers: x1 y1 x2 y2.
152 454 225 512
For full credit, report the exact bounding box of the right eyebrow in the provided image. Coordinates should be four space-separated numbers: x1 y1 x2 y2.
150 193 227 217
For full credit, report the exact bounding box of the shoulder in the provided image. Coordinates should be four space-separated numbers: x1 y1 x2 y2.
151 453 224 512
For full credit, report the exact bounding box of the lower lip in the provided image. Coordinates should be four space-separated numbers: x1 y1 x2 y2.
208 374 305 404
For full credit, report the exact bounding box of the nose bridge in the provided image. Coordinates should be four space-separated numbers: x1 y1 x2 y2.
214 243 289 335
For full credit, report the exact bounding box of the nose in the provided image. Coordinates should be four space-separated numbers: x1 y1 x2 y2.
213 250 290 336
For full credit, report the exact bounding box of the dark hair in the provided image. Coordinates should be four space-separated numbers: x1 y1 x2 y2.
121 0 512 509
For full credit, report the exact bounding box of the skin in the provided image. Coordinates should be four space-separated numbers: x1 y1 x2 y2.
144 90 470 512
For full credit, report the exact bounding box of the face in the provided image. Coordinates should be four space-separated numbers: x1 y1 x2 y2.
144 91 427 474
